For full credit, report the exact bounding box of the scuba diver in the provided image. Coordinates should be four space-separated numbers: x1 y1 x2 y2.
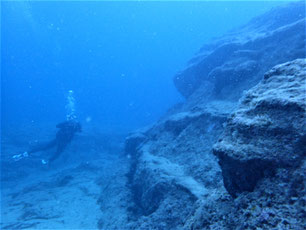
13 90 81 165
13 120 82 165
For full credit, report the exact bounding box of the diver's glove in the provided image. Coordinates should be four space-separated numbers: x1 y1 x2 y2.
12 152 29 161
41 159 48 165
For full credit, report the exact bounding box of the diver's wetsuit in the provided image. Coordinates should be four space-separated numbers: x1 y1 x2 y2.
29 120 82 163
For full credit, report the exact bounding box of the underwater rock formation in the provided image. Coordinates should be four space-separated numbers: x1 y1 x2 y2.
125 1 305 229
127 59 306 229
174 1 305 102
213 59 306 197
126 104 231 228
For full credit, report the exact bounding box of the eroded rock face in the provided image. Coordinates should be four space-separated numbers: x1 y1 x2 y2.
127 59 306 229
174 1 305 101
214 59 306 197
125 2 306 229
183 60 306 230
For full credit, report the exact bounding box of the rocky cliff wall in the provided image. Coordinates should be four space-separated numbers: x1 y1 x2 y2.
126 59 306 230
124 1 306 229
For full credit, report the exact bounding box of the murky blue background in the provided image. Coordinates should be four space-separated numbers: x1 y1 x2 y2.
2 1 286 131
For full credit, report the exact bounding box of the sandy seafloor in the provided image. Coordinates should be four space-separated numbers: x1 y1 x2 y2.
1 124 131 229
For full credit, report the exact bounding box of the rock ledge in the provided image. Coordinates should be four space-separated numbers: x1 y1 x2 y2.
213 59 306 197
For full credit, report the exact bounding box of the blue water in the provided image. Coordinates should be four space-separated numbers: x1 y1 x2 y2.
2 1 301 229
2 1 287 131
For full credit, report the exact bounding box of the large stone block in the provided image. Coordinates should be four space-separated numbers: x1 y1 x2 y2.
214 59 306 197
